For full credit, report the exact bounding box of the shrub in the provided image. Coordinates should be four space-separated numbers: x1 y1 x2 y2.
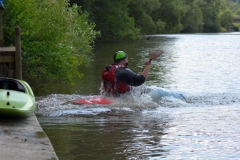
3 0 98 84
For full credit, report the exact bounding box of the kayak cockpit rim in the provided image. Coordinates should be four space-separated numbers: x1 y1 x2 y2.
0 77 27 93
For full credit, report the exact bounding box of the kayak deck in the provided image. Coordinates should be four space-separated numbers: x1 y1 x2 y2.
0 78 36 117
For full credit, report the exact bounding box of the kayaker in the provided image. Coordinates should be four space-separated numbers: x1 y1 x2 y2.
102 51 151 96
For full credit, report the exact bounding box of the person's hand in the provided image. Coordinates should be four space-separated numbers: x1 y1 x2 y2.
145 60 151 66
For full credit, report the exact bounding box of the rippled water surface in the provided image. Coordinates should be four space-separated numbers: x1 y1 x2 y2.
36 33 240 160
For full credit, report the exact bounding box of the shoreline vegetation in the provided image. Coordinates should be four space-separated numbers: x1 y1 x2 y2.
2 0 240 85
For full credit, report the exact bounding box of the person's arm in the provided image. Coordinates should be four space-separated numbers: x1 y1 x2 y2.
141 60 151 78
115 68 145 86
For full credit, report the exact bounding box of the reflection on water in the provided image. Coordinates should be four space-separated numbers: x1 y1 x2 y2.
37 33 240 159
39 113 170 160
160 104 240 159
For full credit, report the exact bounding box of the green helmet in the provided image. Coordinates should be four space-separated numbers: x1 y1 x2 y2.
114 51 128 61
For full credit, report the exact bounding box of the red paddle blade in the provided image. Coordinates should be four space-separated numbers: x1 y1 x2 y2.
73 97 113 105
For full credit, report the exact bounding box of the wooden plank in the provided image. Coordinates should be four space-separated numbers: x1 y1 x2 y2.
0 56 15 62
0 52 15 56
0 46 16 52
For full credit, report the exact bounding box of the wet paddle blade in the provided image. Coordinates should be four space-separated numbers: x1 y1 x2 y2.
149 50 163 60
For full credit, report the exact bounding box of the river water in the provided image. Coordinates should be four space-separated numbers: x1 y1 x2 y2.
36 33 240 160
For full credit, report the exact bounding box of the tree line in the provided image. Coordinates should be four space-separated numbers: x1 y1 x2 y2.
2 0 239 85
70 0 240 41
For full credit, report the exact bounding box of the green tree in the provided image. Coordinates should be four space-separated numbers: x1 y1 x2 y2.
181 1 203 33
197 0 222 32
222 0 240 31
220 9 234 28
128 0 161 34
70 0 96 21
3 0 98 84
71 0 141 41
151 0 187 33
225 0 240 16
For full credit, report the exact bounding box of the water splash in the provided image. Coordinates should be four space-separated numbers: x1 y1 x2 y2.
35 86 186 117
35 85 240 117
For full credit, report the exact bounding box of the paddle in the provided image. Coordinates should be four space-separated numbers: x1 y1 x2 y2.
149 50 164 62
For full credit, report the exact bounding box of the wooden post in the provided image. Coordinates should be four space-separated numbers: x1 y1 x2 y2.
0 8 3 46
15 27 22 79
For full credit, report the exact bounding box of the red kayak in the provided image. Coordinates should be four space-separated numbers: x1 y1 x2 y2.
73 96 113 105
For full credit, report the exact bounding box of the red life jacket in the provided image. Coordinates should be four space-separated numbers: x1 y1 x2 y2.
102 64 131 95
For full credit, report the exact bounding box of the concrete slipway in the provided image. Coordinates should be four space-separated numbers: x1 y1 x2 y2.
0 113 58 160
